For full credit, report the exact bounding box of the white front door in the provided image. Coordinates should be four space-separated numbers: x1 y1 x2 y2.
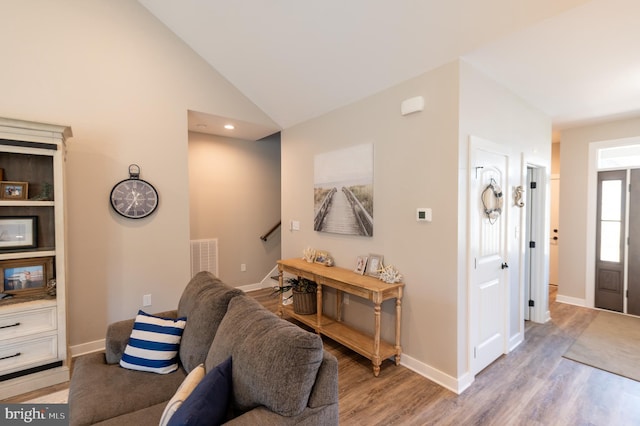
469 137 509 375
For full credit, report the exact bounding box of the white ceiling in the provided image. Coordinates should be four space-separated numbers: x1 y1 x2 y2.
139 0 640 139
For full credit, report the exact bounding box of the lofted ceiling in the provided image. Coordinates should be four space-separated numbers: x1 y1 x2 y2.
139 0 640 140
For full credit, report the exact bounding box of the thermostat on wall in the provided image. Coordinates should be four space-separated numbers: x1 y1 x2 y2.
416 208 432 222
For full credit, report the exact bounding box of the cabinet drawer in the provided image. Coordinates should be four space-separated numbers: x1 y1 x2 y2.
0 307 57 340
0 333 58 375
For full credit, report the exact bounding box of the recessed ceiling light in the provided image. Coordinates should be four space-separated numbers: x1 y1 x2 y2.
224 124 235 130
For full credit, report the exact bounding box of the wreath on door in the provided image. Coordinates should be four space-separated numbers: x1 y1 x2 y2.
481 178 503 224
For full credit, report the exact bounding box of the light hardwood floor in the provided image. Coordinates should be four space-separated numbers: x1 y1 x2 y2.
6 285 640 425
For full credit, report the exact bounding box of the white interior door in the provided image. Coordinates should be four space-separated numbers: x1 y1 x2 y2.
470 139 509 375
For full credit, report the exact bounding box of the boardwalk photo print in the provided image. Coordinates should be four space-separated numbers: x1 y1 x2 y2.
313 143 373 236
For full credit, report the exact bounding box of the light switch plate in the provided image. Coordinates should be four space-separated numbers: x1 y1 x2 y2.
417 208 432 222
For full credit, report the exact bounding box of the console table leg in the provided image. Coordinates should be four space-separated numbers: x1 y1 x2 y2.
315 284 322 334
373 364 381 377
277 267 284 317
395 297 402 365
373 302 381 377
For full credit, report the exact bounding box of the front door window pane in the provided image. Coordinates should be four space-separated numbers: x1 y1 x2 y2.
600 180 622 262
601 180 622 220
600 222 621 262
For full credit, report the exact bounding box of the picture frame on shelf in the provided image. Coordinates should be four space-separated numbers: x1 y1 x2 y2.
366 254 383 277
1 256 54 295
354 255 368 275
0 216 37 250
314 250 334 266
1 181 29 200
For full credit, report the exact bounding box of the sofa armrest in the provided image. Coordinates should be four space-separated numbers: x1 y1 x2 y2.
104 309 178 364
308 351 339 408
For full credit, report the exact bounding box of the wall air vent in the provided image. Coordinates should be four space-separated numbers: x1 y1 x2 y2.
190 238 219 278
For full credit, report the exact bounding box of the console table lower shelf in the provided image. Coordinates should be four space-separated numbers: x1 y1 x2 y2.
277 257 404 377
282 305 399 373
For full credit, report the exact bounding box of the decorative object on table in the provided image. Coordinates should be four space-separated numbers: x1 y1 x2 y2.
313 143 374 237
31 182 54 201
0 256 54 295
46 278 57 296
366 253 383 277
354 255 368 275
0 181 28 200
314 250 334 266
514 185 525 207
378 264 403 284
0 216 37 250
110 164 159 219
302 246 316 263
481 177 503 224
272 277 318 315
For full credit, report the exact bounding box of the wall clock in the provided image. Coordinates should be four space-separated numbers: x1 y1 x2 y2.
110 164 159 219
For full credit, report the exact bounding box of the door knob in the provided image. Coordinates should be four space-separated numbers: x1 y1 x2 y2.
501 262 509 269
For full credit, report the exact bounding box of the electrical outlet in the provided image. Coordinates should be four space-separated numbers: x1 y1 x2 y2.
143 294 152 307
344 294 349 305
240 263 247 272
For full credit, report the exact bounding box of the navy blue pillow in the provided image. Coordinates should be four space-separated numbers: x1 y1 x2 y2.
168 357 232 426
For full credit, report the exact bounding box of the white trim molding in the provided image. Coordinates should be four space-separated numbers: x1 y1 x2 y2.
400 353 473 395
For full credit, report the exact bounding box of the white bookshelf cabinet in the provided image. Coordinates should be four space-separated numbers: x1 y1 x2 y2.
0 118 72 399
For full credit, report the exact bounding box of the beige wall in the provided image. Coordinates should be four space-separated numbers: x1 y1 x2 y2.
188 132 281 286
559 117 640 301
282 59 551 383
0 1 276 348
552 142 561 175
282 61 461 376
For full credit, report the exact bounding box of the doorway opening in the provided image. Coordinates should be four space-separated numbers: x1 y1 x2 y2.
594 143 640 315
587 139 640 313
524 165 549 324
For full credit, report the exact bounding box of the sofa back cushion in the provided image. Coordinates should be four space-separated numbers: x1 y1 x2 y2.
177 272 243 372
205 295 324 417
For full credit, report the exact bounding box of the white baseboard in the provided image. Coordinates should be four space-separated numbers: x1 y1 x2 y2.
70 339 105 357
508 332 524 352
237 282 272 292
556 294 587 307
400 354 473 395
237 266 280 293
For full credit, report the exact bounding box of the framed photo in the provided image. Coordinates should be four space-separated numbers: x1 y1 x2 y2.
354 255 368 275
314 250 333 266
366 254 384 277
1 181 29 200
1 257 53 295
0 216 37 250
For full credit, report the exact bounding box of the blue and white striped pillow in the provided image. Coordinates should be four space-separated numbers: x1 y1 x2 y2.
120 310 187 374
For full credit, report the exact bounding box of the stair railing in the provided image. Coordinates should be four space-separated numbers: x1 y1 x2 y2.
260 221 281 241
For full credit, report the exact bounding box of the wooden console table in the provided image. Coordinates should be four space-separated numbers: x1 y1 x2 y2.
277 258 404 376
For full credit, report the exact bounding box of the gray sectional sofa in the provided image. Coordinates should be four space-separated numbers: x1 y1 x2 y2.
69 271 339 425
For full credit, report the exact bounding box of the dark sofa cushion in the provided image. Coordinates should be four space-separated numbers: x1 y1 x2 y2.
177 272 244 372
168 357 232 426
205 296 324 417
